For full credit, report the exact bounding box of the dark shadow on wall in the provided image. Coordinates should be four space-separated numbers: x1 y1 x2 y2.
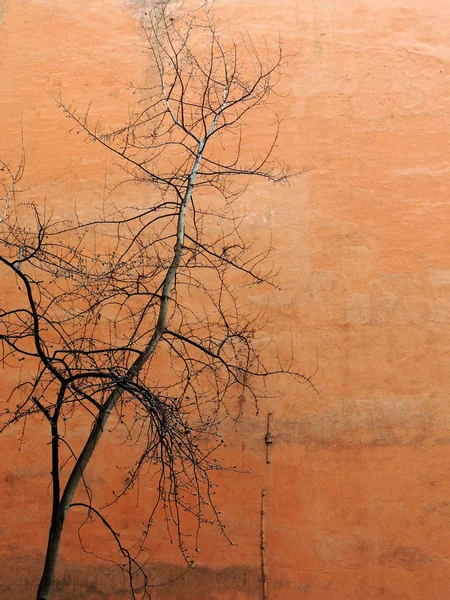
0 556 259 599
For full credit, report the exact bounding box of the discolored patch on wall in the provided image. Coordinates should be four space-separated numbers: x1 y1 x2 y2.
379 546 436 569
151 562 259 599
124 0 180 21
0 556 259 600
279 396 435 448
0 557 128 599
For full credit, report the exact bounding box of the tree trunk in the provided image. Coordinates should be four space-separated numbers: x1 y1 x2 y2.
35 399 116 599
36 517 64 600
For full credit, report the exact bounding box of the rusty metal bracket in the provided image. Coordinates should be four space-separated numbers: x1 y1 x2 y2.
264 412 273 464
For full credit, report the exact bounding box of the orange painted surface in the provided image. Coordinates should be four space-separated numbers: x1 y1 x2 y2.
2 0 450 598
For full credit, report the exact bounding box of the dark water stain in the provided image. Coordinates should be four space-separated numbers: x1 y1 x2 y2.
379 546 435 568
0 555 259 599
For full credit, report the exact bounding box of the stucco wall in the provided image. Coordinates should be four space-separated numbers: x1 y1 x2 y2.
1 0 450 598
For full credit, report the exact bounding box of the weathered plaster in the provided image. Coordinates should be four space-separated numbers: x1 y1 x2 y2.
2 0 450 598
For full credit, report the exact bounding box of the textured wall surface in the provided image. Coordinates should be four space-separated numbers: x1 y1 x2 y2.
1 0 450 598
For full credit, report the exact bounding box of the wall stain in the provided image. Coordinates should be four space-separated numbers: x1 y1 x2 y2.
0 556 259 599
379 546 436 569
278 397 434 448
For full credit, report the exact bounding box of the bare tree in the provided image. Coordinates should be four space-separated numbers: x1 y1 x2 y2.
0 4 311 599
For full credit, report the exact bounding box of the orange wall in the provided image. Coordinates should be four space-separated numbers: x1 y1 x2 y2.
1 0 450 599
